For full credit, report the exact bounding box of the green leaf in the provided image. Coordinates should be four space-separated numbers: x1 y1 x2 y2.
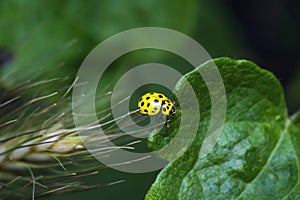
146 57 300 199
286 113 300 199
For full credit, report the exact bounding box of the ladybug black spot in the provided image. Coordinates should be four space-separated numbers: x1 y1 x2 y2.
139 98 143 102
144 109 148 113
167 106 169 109
146 97 150 100
168 104 171 106
150 92 154 94
152 111 155 113
141 102 144 106
154 99 159 103
147 103 150 107
158 94 163 98
166 100 170 103
162 107 166 112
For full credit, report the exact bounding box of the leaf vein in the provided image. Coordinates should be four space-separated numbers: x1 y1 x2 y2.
236 128 285 198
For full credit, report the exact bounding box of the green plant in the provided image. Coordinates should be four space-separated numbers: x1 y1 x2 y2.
1 57 299 199
146 57 300 199
0 74 131 199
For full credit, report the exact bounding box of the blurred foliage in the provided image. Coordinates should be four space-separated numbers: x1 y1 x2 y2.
0 0 198 87
0 0 249 89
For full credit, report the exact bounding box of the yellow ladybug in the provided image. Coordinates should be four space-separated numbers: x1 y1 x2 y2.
138 92 175 116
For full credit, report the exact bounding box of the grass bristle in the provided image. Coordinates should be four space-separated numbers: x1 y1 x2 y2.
0 72 143 199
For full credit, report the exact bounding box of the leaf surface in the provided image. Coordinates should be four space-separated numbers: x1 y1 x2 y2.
146 58 299 199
